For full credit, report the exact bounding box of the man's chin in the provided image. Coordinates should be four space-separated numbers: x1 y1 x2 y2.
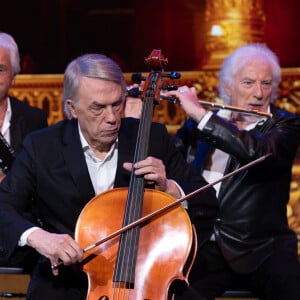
101 134 118 145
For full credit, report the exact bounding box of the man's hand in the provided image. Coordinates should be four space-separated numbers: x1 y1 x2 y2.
164 85 207 123
27 228 83 276
123 156 181 198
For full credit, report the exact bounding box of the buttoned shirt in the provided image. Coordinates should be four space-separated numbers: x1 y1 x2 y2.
1 97 12 144
198 109 268 195
79 127 118 195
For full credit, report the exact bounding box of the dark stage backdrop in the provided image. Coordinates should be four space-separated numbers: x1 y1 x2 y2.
0 0 300 73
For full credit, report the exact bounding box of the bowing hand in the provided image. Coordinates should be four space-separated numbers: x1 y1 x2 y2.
27 228 83 276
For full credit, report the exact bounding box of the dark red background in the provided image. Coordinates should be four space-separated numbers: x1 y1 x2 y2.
1 0 299 73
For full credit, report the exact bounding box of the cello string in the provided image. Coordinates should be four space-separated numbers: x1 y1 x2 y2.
123 95 154 291
117 73 158 295
114 92 155 292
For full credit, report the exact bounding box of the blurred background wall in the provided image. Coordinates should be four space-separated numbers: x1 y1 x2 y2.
2 0 300 253
1 0 300 74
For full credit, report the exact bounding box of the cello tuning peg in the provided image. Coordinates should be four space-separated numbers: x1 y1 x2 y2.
160 85 178 91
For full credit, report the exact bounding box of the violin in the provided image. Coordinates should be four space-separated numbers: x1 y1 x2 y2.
75 49 196 300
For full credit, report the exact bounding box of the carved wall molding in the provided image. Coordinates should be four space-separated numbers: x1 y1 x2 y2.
289 165 300 254
11 75 64 126
11 69 300 131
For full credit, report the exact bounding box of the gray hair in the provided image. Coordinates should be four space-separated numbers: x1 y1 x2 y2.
0 32 21 75
63 53 127 118
219 43 281 104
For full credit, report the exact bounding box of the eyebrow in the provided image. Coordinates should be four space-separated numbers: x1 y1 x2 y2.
89 98 123 108
241 77 272 82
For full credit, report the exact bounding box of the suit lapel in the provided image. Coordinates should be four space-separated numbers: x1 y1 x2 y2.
9 99 25 151
218 156 241 200
217 116 274 200
62 120 95 202
114 118 139 188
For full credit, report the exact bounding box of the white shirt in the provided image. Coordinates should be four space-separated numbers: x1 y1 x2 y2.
198 109 268 240
19 124 119 246
198 110 230 196
1 97 12 144
79 127 118 195
19 123 186 245
198 109 267 195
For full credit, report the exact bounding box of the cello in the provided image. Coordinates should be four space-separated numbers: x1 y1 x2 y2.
75 49 197 300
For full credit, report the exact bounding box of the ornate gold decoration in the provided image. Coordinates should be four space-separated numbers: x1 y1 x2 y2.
10 75 64 125
203 0 266 69
10 70 300 132
288 165 300 254
275 68 300 115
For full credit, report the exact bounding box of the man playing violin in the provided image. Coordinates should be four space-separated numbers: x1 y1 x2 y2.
0 53 218 299
166 43 300 300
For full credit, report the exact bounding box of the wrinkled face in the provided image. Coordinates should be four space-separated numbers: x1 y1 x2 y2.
0 48 15 102
225 60 273 113
67 76 124 152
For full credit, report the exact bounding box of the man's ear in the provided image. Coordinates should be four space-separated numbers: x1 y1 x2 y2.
66 99 77 119
11 75 16 86
224 82 232 97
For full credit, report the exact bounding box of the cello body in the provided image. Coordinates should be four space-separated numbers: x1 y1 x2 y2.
75 49 196 300
75 188 196 300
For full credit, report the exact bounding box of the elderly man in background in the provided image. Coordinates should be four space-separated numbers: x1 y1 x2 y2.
0 32 48 181
166 43 300 300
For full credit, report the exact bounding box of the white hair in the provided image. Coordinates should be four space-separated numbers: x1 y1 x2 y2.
219 43 281 104
0 32 21 75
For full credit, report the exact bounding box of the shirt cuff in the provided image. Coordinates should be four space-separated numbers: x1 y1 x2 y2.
18 227 40 246
197 111 213 130
169 179 188 209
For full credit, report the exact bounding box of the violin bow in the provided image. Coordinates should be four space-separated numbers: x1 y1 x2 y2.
83 152 272 253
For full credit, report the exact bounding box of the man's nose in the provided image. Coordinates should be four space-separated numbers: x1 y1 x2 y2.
104 106 117 121
254 82 263 99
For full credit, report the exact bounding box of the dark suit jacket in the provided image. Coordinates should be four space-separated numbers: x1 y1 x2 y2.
0 97 48 269
197 104 300 273
0 117 218 262
9 97 48 154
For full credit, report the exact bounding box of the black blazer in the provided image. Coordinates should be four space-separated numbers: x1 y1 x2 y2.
9 97 48 154
0 97 47 268
0 117 218 261
198 104 300 273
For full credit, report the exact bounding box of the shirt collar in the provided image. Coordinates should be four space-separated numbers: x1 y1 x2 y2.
1 97 12 136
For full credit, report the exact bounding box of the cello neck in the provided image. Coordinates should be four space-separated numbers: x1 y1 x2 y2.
113 50 167 285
